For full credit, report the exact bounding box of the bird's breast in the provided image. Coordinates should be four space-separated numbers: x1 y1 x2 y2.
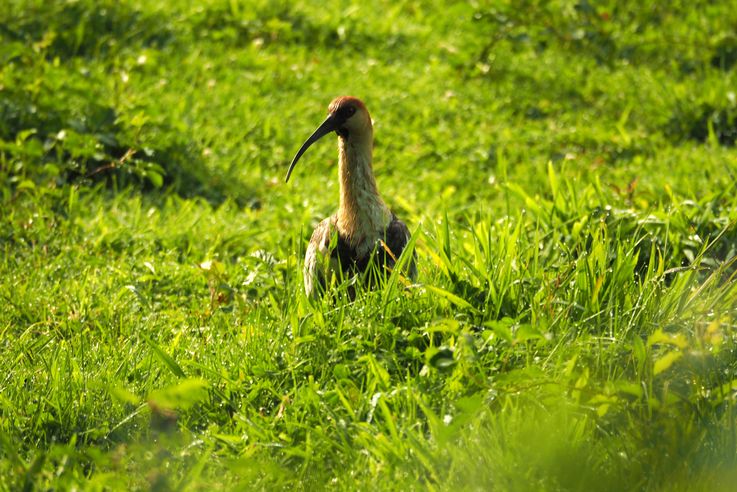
336 203 392 257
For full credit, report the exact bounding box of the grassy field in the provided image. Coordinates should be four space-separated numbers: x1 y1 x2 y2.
2 0 737 490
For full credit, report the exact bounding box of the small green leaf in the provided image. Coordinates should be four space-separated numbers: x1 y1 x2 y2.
148 378 209 411
146 170 163 188
333 364 349 379
484 319 514 344
653 350 682 375
647 329 688 349
43 163 60 176
142 334 186 378
515 324 544 343
614 380 643 398
109 385 141 405
425 285 479 313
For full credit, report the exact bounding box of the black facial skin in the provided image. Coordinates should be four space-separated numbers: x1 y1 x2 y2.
334 105 356 139
336 105 356 120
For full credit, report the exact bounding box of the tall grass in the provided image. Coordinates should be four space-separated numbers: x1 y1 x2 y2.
2 0 736 490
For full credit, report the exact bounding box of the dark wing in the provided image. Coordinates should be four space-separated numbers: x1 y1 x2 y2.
382 215 417 281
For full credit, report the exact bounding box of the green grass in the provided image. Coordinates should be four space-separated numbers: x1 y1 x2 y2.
2 0 737 490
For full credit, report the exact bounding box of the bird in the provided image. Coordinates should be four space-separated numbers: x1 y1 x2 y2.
285 96 417 297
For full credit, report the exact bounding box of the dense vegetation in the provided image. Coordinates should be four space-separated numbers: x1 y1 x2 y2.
2 0 736 489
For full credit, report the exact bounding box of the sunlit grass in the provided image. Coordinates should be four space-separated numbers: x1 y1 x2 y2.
1 0 736 490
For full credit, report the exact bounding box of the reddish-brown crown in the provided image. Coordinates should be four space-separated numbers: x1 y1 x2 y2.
328 96 369 117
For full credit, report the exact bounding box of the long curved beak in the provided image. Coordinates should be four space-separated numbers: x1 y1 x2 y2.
285 114 339 182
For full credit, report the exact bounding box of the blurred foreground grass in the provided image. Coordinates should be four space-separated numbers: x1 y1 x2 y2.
1 0 737 490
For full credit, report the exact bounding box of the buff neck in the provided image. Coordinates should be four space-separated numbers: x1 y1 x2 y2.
336 132 392 253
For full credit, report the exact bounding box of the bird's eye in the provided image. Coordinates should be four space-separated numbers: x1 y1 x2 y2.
346 106 356 116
